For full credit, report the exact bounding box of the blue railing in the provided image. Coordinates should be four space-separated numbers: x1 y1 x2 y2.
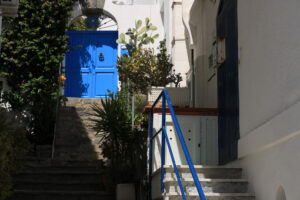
148 89 206 200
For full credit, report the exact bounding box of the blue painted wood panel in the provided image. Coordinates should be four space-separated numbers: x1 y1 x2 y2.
65 31 118 98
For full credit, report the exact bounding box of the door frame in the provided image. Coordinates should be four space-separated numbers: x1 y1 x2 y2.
64 30 118 98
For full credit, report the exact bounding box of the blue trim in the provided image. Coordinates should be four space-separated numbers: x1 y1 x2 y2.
148 110 154 200
160 95 166 194
163 127 186 200
149 89 206 200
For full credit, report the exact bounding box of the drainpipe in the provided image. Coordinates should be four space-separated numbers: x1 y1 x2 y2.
191 48 195 108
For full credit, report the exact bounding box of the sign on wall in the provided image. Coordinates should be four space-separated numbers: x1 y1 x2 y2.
0 0 19 17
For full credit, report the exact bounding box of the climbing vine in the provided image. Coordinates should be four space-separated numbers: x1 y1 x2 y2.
0 0 76 144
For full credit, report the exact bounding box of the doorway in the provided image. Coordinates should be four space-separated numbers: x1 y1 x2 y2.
64 31 118 98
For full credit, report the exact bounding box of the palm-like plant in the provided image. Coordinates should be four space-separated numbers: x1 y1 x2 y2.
89 91 147 184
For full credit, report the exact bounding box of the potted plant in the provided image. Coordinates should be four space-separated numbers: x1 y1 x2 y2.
89 90 148 200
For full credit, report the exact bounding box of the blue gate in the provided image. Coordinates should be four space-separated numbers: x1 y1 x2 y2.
65 31 118 98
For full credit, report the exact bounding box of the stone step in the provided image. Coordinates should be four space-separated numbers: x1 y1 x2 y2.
12 190 113 200
36 145 52 152
54 151 103 161
162 192 255 200
14 179 106 191
14 180 105 192
164 165 242 179
164 178 248 194
54 144 101 153
53 98 103 161
22 165 102 173
16 171 104 183
19 156 50 162
23 160 103 167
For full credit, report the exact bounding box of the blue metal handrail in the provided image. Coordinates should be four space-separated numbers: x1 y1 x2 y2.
148 89 206 200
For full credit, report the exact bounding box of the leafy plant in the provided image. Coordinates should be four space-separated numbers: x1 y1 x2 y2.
0 0 76 144
116 18 159 56
89 90 147 185
117 39 182 93
117 48 157 93
0 108 31 200
69 16 87 31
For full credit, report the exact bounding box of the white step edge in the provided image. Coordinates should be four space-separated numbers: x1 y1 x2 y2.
164 192 255 197
164 165 242 169
153 165 242 176
163 177 248 183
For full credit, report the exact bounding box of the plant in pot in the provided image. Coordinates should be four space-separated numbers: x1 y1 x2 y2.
89 90 147 200
116 20 184 107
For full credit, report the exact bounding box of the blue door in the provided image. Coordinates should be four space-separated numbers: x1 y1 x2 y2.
65 31 118 98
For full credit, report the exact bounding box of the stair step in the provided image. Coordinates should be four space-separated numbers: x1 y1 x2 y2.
12 190 113 200
16 171 103 182
164 178 248 193
14 180 105 192
22 167 102 173
164 165 242 179
163 192 255 200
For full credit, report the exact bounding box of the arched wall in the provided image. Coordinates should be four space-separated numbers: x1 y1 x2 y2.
69 0 165 52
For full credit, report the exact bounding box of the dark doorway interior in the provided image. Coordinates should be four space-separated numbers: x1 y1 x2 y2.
216 0 239 165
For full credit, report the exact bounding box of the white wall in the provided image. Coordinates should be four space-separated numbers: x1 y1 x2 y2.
235 1 300 199
171 1 190 87
238 0 300 138
160 0 173 54
152 113 218 172
182 0 300 199
186 0 219 108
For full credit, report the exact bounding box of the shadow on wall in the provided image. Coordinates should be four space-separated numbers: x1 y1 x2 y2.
276 186 286 200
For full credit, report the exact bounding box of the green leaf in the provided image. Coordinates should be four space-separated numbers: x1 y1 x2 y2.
152 34 159 39
120 33 125 41
145 17 149 25
136 20 142 29
116 38 123 44
150 25 157 31
137 26 146 35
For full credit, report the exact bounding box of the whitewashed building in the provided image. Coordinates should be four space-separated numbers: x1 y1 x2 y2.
154 0 300 200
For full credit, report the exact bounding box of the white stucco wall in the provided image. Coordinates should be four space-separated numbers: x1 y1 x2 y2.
180 0 300 199
238 0 300 138
160 0 173 54
171 1 190 87
235 1 300 199
185 0 219 108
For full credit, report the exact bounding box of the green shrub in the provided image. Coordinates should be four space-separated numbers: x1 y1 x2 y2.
0 0 76 144
0 109 31 200
89 91 147 185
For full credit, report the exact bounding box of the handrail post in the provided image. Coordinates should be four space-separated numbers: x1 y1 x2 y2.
160 94 166 194
148 109 154 200
164 89 206 200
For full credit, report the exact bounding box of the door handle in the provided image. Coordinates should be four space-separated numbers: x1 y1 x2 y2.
99 51 104 61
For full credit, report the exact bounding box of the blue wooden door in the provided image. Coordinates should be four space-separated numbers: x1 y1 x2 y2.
65 31 118 98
